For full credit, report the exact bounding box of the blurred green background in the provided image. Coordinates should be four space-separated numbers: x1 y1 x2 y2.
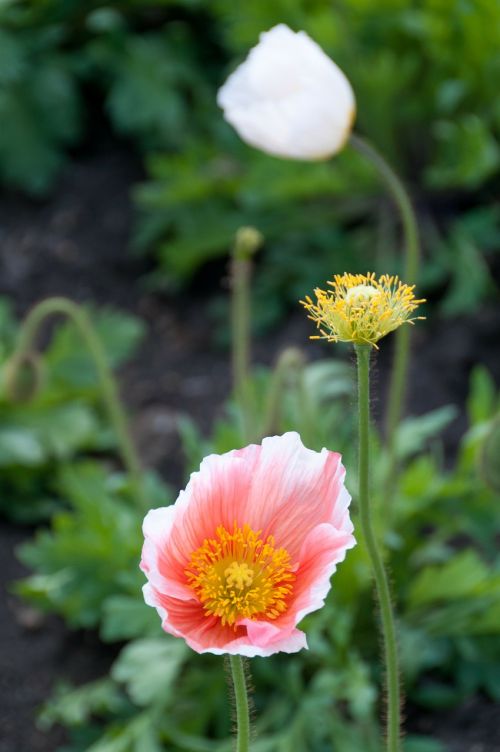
1 0 499 325
1 2 500 751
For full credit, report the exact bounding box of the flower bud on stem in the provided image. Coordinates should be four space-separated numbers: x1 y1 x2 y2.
10 297 145 508
355 343 401 752
4 351 44 402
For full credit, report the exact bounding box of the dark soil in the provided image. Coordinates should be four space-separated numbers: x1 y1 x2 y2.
0 137 499 752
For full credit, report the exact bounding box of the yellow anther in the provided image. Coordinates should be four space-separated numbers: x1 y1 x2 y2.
185 523 295 628
301 272 425 348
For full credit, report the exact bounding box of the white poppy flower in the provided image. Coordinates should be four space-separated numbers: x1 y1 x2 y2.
217 24 356 161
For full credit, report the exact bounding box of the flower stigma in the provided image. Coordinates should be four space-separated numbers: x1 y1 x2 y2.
301 272 425 348
345 284 379 303
185 523 295 628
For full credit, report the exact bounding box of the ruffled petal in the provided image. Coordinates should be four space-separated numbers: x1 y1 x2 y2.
243 433 348 557
140 433 355 655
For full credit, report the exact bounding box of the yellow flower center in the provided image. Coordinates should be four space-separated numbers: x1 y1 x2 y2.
185 523 295 628
301 272 425 348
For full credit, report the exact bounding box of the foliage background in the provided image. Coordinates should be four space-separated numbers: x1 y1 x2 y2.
1 0 499 325
0 1 499 751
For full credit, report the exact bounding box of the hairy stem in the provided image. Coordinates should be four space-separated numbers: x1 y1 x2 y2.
11 297 144 506
355 344 401 752
349 133 420 500
229 655 250 752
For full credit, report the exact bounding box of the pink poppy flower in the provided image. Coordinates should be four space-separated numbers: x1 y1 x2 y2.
140 432 355 657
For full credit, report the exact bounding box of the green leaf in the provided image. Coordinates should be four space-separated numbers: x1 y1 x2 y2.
0 403 100 466
0 29 80 194
86 713 162 752
426 115 500 189
111 638 188 707
395 406 458 460
408 550 490 609
405 736 446 752
101 596 160 642
39 679 124 729
0 425 44 465
467 366 498 425
17 462 144 628
440 233 496 316
45 307 145 392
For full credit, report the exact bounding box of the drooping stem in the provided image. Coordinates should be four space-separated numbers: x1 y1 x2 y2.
10 297 144 506
349 134 420 497
355 344 401 752
229 655 250 752
230 227 262 443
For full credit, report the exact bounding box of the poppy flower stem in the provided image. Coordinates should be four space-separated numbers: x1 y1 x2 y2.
355 344 401 752
9 297 144 507
230 227 262 443
349 133 420 504
229 655 251 752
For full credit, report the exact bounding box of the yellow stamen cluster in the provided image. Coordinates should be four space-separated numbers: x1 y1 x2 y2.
301 273 425 348
185 523 295 628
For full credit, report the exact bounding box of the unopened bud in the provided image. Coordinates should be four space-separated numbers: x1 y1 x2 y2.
233 226 264 261
3 352 44 403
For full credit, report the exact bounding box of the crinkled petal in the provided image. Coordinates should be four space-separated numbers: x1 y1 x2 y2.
140 432 355 655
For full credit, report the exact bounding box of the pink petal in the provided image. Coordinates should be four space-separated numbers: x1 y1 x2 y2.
146 583 307 657
140 433 355 655
243 433 349 557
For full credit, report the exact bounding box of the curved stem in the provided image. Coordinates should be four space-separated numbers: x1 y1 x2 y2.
349 134 421 497
355 344 401 752
229 655 250 752
349 133 419 282
11 297 144 506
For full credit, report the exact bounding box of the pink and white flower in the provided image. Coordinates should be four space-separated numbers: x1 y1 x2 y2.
140 432 355 657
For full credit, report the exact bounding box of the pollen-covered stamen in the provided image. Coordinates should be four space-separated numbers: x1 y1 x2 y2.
301 272 425 347
185 523 295 628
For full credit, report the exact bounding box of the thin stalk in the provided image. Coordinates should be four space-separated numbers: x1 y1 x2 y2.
355 344 401 752
349 133 421 498
229 655 250 752
230 228 262 443
231 252 253 442
261 347 305 438
10 297 144 506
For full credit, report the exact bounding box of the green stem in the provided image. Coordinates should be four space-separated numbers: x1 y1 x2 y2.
261 347 304 438
229 655 250 752
231 252 252 442
349 133 421 497
230 229 262 444
355 344 401 752
11 297 144 506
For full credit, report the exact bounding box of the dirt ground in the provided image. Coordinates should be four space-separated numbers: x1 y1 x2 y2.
0 136 499 752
